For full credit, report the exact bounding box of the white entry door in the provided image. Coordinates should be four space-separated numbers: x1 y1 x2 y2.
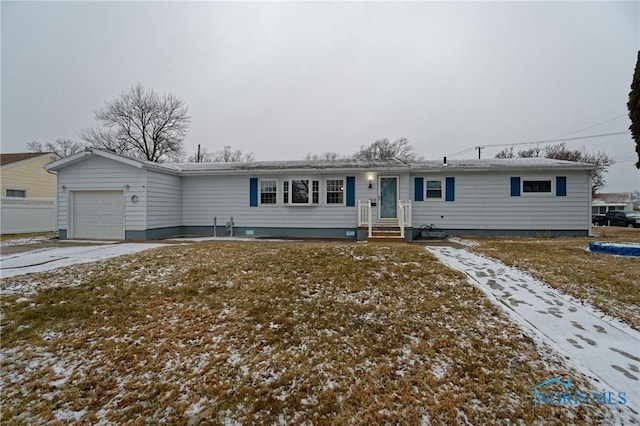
72 191 124 239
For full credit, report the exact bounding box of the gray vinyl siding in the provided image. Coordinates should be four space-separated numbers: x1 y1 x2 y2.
183 172 389 228
146 170 182 228
54 153 593 238
56 156 146 231
410 171 590 230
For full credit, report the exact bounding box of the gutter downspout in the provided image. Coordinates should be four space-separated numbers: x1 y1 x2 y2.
45 166 59 235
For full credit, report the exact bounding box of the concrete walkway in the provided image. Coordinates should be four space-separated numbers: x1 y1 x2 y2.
427 245 639 422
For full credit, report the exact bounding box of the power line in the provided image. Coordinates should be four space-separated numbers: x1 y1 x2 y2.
481 130 629 149
447 146 477 158
447 128 630 159
552 114 628 139
612 151 637 160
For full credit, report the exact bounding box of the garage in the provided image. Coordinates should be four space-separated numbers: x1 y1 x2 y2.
72 191 124 239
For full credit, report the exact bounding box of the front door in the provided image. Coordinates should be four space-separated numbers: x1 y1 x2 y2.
379 176 398 219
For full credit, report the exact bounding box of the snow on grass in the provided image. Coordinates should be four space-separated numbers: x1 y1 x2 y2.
0 232 57 246
1 242 616 424
469 230 640 331
447 237 480 247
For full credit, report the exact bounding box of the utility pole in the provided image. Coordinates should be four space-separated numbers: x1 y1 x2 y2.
197 144 201 163
476 146 483 159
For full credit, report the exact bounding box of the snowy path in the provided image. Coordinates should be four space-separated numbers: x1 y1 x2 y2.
0 243 168 279
427 245 640 420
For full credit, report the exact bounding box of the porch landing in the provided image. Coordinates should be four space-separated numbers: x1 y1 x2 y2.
360 225 409 243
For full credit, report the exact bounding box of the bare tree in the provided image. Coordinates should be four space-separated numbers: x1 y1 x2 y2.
495 146 542 158
495 146 515 159
188 145 254 163
495 143 614 193
354 137 419 161
81 84 190 162
27 138 85 157
304 152 347 161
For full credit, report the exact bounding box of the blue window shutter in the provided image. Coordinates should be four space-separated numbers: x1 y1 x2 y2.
249 178 258 207
556 176 567 197
510 177 521 197
346 176 355 207
414 177 424 201
445 177 455 201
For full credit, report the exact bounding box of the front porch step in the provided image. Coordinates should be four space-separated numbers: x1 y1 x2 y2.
366 227 406 243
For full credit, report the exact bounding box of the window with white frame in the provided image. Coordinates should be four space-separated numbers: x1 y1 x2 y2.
522 179 552 194
326 179 344 204
283 179 319 205
260 180 277 204
5 189 26 197
426 180 443 199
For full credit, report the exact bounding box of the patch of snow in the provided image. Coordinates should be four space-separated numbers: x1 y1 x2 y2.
448 237 480 247
430 360 449 380
0 236 54 247
421 414 431 426
54 408 88 422
300 395 318 406
185 397 208 425
167 236 289 242
42 330 60 341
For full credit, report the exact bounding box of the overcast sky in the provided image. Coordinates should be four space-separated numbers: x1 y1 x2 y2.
2 1 639 192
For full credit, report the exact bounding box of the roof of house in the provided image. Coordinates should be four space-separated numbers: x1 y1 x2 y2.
0 152 56 166
45 148 597 175
592 192 632 205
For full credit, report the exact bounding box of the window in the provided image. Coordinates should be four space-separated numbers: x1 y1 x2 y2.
260 180 277 204
426 180 442 199
5 189 26 197
283 179 320 205
283 181 289 204
292 180 308 203
326 179 344 204
522 179 552 193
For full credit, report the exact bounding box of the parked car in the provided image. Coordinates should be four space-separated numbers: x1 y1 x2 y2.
593 210 640 228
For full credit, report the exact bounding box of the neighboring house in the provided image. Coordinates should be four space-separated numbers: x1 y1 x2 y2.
1 152 59 234
591 192 634 216
45 149 595 241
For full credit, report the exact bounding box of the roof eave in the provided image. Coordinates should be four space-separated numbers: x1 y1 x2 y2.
179 165 411 175
2 152 60 169
45 149 179 175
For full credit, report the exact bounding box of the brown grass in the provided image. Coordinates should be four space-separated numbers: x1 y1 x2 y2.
470 227 640 330
1 242 611 424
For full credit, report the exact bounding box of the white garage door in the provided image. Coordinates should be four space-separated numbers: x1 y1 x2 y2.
72 191 124 239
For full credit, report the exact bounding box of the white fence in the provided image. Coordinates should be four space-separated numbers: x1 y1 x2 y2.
358 199 412 238
398 200 412 238
1 197 57 234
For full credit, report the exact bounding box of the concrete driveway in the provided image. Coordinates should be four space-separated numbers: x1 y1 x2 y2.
1 241 168 279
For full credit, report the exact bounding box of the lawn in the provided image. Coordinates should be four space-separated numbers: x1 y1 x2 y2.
468 227 640 331
0 242 610 424
0 231 57 245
